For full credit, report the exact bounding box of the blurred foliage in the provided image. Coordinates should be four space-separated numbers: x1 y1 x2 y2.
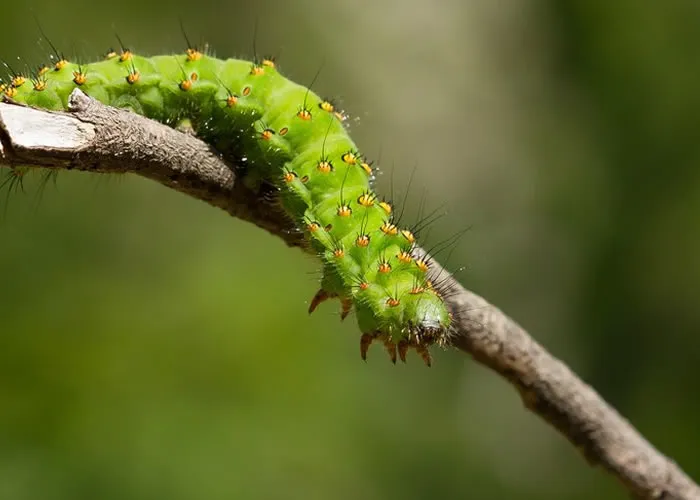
0 0 698 499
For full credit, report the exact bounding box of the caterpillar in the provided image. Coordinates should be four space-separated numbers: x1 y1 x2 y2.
1 39 453 365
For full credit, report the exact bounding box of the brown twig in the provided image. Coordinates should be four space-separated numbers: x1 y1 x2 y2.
1 90 698 500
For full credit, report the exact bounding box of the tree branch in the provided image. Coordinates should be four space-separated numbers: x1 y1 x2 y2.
0 90 303 249
1 90 698 500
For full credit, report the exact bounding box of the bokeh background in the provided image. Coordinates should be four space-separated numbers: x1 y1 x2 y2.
1 0 698 498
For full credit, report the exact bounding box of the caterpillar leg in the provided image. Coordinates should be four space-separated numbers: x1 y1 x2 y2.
359 332 432 366
308 289 333 314
308 289 354 320
415 344 432 367
382 336 397 364
400 341 432 366
398 340 410 363
360 332 397 363
360 333 374 361
340 297 353 321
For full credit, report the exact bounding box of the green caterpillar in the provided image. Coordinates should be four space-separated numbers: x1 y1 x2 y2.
1 43 452 365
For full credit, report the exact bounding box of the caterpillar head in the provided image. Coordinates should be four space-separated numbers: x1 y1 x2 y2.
321 280 452 366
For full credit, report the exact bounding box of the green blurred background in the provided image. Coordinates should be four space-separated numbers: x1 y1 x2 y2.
1 0 698 498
